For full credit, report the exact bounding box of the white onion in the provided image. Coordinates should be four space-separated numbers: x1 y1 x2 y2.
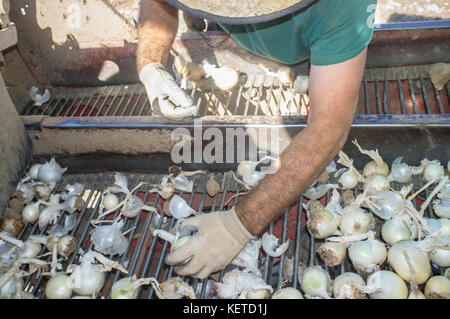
425 218 450 237
367 191 405 220
29 164 42 180
317 242 346 267
300 266 332 299
271 287 303 299
169 195 196 219
387 157 412 183
68 252 106 296
348 237 387 272
364 161 390 178
381 218 412 245
366 271 408 299
306 201 341 239
333 272 367 299
430 236 450 267
246 288 270 299
387 241 431 284
103 193 119 211
261 233 289 258
57 235 77 257
38 207 61 231
37 158 67 184
22 202 40 224
215 269 272 299
45 274 72 299
339 170 359 189
433 193 450 219
91 219 128 256
0 275 17 299
237 160 256 176
423 162 445 183
122 196 143 217
111 277 138 299
364 174 390 193
339 206 372 235
203 63 239 92
19 239 42 259
172 174 193 193
424 275 450 299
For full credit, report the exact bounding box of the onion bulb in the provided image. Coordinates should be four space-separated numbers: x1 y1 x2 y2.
430 236 450 267
271 287 303 299
202 62 239 92
246 288 270 299
22 202 41 224
317 242 346 267
68 252 105 296
366 191 405 220
425 218 450 237
333 272 368 299
387 157 413 183
306 200 341 239
168 195 196 219
37 158 67 184
387 241 431 284
215 269 272 299
103 193 119 211
424 276 450 299
300 266 332 299
352 140 389 177
364 174 390 193
348 235 387 272
29 164 42 180
339 206 372 235
339 169 359 190
19 238 42 259
366 271 408 299
111 275 153 299
381 218 412 245
237 160 257 177
45 274 72 299
423 161 445 183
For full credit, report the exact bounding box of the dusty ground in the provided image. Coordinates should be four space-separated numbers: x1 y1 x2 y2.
375 0 450 23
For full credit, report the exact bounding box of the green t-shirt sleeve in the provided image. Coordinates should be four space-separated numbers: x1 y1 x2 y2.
308 0 377 66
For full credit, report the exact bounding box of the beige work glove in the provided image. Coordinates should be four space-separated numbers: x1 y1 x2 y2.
166 207 255 279
139 63 198 120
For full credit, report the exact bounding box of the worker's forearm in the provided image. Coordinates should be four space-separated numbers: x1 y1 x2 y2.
235 123 351 236
137 0 178 73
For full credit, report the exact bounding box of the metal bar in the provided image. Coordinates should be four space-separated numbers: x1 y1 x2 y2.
86 88 108 117
233 86 244 115
397 79 407 114
420 77 432 114
70 96 89 117
364 80 370 115
119 87 138 116
375 81 382 114
103 88 122 116
277 209 289 290
111 88 128 116
433 85 445 115
408 77 419 114
96 87 116 116
293 197 303 289
128 90 144 116
383 79 389 114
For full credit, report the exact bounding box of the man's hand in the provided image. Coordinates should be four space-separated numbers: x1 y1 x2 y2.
165 207 254 279
140 63 199 120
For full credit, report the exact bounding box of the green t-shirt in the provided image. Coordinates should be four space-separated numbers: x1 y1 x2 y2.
219 0 377 65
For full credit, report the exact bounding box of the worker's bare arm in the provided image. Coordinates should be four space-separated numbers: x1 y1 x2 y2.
235 48 368 236
137 0 178 72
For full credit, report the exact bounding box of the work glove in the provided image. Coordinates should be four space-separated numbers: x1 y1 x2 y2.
139 63 198 120
166 207 255 279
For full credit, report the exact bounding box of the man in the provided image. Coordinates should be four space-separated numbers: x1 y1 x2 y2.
137 0 377 279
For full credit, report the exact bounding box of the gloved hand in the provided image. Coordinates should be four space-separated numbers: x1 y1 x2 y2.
166 207 255 279
139 63 198 120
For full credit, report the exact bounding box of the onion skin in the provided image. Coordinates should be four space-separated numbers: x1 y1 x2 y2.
22 203 40 224
46 274 72 299
348 238 387 272
1 217 24 237
429 236 450 267
339 206 372 235
339 170 358 190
